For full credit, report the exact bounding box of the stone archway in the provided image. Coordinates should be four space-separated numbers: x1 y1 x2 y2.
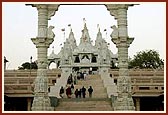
48 61 56 69
27 3 136 111
74 56 80 63
91 56 97 63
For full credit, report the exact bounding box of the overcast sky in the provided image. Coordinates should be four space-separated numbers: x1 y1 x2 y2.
2 2 166 69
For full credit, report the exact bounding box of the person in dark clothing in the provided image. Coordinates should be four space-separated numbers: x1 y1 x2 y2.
67 77 71 84
67 75 73 84
80 72 84 80
81 86 86 98
59 86 64 98
77 72 80 80
78 89 82 98
75 89 78 98
71 84 74 89
66 86 72 98
88 86 93 98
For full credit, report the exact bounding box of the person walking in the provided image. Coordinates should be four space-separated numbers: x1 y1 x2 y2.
81 86 86 98
88 86 93 98
78 89 82 98
59 86 64 98
84 72 87 80
75 89 78 98
66 86 72 98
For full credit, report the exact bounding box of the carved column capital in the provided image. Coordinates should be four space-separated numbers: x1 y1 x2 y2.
31 37 54 48
112 37 134 48
106 5 118 20
47 4 60 20
29 4 60 20
105 4 135 20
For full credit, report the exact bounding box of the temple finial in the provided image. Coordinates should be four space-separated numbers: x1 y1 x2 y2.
83 18 87 28
97 24 100 32
83 18 86 24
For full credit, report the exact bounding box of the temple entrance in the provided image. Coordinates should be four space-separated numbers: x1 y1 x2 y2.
72 67 98 74
27 3 137 111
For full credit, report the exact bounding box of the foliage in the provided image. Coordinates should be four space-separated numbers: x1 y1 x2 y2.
129 50 164 69
18 62 38 70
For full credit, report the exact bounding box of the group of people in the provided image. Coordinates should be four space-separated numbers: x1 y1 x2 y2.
67 73 77 85
59 72 94 98
59 85 94 98
77 71 88 80
67 68 95 84
74 86 93 98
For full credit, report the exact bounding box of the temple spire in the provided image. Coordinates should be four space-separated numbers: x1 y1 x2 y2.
80 18 91 44
97 24 100 32
83 18 86 24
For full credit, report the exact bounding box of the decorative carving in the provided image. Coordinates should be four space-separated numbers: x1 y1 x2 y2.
110 10 118 20
81 56 90 63
47 26 55 39
47 5 60 20
111 25 119 39
31 37 54 48
107 4 136 111
105 4 136 20
28 4 57 111
34 70 48 93
122 77 128 93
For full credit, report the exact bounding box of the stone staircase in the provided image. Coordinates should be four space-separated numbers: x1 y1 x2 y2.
74 74 108 98
55 98 113 111
54 74 113 111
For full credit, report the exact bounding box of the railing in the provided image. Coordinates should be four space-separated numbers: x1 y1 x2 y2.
4 69 164 97
4 69 62 96
109 69 164 96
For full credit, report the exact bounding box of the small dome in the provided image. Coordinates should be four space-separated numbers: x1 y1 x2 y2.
48 50 58 59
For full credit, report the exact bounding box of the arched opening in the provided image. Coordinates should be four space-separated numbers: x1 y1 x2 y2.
82 55 89 60
91 56 97 63
74 56 80 63
72 67 79 72
49 61 56 69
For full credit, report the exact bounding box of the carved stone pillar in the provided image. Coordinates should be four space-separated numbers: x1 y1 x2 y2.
135 97 140 111
27 98 32 111
27 4 59 111
106 4 136 111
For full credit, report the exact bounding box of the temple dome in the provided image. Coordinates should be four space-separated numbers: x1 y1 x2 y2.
48 50 58 59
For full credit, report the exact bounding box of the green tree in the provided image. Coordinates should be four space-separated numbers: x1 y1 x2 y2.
129 50 164 69
18 62 38 70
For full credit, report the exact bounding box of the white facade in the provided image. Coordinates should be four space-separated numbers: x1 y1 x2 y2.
48 22 118 71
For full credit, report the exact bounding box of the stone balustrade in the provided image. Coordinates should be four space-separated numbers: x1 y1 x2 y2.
4 69 164 97
109 69 164 97
4 69 61 96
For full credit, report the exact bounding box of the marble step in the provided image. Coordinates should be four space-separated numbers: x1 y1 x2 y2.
55 98 113 111
73 85 106 91
61 92 108 98
77 80 104 86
